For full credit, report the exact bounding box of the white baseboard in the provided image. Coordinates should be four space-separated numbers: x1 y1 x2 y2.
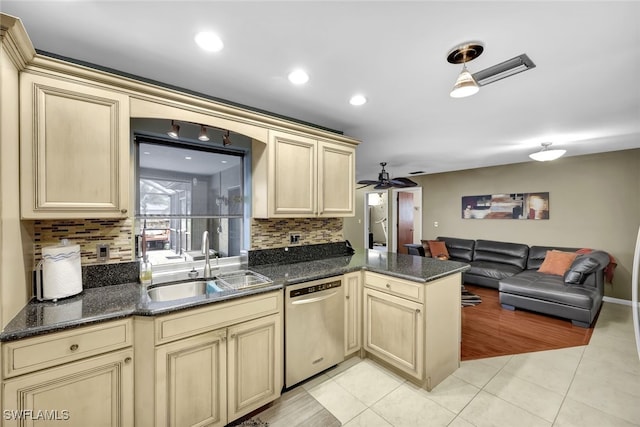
603 296 637 307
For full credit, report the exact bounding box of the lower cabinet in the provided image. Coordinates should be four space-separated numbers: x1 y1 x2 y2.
343 271 362 356
363 287 424 379
1 319 134 427
135 291 283 427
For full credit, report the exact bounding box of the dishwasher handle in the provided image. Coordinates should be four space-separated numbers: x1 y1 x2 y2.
290 291 338 305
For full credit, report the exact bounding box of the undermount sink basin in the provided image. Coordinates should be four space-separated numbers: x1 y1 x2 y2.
147 280 222 302
217 270 273 291
146 271 272 302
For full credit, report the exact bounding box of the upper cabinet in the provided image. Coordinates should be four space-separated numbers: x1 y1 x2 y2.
253 130 356 218
20 72 130 219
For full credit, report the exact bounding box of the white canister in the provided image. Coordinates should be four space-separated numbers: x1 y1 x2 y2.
36 240 83 301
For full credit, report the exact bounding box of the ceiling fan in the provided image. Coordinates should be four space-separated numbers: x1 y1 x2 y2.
357 162 418 189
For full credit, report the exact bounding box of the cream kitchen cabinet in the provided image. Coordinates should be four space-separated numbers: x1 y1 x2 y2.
363 272 461 391
252 130 355 218
343 271 362 357
19 72 130 219
1 319 134 426
134 291 283 427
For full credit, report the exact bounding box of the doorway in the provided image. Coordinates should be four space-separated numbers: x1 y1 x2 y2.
364 191 388 252
391 187 422 254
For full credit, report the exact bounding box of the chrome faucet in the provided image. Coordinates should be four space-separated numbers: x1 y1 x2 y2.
202 230 212 278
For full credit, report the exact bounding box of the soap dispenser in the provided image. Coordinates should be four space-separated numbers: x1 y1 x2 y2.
139 255 152 286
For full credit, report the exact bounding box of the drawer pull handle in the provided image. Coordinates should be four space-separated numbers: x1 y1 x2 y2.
386 283 391 288
120 209 128 214
124 357 132 364
69 344 79 351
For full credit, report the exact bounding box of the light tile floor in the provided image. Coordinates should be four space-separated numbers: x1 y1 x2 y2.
300 302 640 426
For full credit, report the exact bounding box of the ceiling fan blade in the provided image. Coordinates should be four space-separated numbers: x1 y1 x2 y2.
389 177 418 187
357 179 380 185
374 183 392 190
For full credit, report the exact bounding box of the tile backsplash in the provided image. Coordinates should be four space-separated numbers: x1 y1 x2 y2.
33 219 133 266
250 218 344 249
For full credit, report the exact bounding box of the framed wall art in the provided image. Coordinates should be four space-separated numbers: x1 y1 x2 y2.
462 192 549 220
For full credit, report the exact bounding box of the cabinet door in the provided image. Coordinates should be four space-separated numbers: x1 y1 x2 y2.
227 313 282 421
155 330 227 427
344 271 362 356
20 72 130 218
3 348 133 427
318 140 355 217
268 130 317 217
363 287 424 379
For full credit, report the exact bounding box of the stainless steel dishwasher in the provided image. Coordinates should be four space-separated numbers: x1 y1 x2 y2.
285 277 344 388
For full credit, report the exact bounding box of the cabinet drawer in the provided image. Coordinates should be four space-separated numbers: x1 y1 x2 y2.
155 291 282 345
2 318 132 378
364 272 424 302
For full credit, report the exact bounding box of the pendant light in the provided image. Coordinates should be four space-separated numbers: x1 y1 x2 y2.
529 142 566 162
447 41 484 99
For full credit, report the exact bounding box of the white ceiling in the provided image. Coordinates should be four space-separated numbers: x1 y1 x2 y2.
3 1 640 181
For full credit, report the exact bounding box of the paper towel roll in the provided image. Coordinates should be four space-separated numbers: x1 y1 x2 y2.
41 244 83 300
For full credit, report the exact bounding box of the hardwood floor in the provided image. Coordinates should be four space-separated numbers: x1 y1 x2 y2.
461 284 594 361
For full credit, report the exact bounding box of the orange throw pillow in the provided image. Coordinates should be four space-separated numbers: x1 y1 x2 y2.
538 250 578 276
427 240 449 260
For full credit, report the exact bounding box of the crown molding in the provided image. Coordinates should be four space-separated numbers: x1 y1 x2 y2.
0 14 36 70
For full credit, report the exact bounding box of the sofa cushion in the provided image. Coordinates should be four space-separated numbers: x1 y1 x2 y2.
437 236 475 262
564 255 600 284
468 261 523 280
473 240 529 270
499 270 597 310
538 250 578 276
427 240 449 259
528 246 581 270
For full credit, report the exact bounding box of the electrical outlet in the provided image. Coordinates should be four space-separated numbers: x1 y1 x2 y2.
289 233 301 244
97 244 110 262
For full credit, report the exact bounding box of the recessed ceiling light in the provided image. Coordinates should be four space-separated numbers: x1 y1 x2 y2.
195 31 224 52
221 160 228 164
349 94 367 106
288 69 309 85
185 156 192 160
143 151 151 155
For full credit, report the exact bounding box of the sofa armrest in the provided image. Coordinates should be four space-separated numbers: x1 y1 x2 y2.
571 250 610 296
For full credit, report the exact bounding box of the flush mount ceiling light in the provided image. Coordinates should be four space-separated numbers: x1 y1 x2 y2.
194 31 224 52
529 142 566 161
447 41 484 98
288 69 309 85
167 120 180 139
198 125 210 142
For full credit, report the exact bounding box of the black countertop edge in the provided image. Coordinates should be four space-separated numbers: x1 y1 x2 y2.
1 252 469 342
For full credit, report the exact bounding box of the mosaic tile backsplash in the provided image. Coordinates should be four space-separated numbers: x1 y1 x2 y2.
250 218 344 249
33 219 134 267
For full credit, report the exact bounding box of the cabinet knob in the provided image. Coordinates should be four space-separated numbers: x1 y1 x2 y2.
221 336 227 342
415 309 421 314
120 209 128 214
346 295 350 299
124 357 132 364
230 334 236 339
69 344 79 351
386 283 391 288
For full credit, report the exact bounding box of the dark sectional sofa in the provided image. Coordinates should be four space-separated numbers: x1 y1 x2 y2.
436 236 610 327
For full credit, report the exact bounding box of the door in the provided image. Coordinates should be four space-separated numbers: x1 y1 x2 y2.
3 349 134 427
227 314 282 420
363 287 424 379
397 192 414 253
155 330 227 427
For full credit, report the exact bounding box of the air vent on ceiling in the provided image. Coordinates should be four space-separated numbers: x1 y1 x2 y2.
473 54 536 86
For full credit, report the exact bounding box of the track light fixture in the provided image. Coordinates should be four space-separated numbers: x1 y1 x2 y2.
222 130 231 146
167 120 180 139
198 125 210 142
529 142 566 162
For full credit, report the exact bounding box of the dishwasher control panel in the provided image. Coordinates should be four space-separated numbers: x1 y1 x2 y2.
289 280 341 298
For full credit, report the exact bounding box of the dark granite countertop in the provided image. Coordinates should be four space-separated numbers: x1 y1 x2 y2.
0 250 468 342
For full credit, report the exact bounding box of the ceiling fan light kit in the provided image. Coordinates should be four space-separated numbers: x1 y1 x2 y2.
529 142 566 162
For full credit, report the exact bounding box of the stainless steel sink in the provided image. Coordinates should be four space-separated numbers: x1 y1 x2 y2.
147 280 222 302
217 270 273 291
146 270 272 302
